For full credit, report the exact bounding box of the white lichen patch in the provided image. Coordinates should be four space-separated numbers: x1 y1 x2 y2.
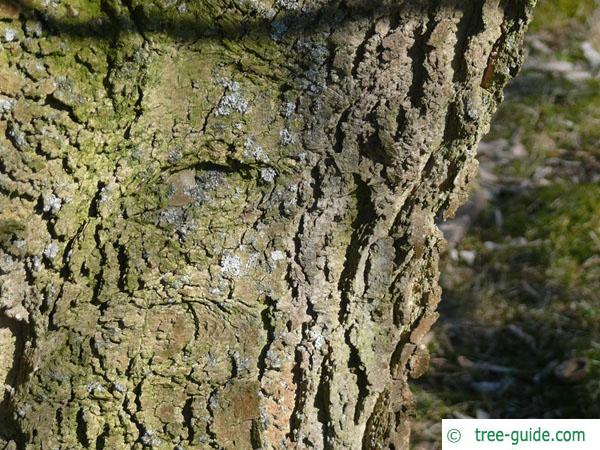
12 238 26 249
260 167 277 183
167 147 183 163
189 170 225 204
215 80 248 116
16 403 32 418
244 136 269 162
86 381 105 394
24 21 43 38
275 0 300 10
43 193 62 214
0 96 16 113
112 382 127 393
0 253 15 273
7 124 26 147
270 250 285 261
280 101 295 118
158 207 190 233
141 430 162 447
247 252 261 270
26 256 41 274
3 27 16 42
43 241 59 259
280 128 296 146
220 254 243 276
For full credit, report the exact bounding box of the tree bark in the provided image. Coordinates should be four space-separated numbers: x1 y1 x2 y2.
0 0 534 448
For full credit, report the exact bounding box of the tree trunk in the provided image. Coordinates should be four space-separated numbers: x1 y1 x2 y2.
0 0 534 448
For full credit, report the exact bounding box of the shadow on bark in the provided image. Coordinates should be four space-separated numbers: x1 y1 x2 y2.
8 0 468 41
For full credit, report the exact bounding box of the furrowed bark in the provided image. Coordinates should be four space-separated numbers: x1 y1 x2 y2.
0 0 535 448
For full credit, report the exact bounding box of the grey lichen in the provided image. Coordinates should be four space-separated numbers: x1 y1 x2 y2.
220 254 243 277
42 193 62 215
215 81 249 116
0 96 15 113
279 128 295 146
260 167 277 183
42 242 59 260
2 27 16 42
244 136 270 163
270 250 285 261
280 101 295 118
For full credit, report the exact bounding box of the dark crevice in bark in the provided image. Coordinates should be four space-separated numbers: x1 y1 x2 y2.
76 407 89 448
308 162 325 213
394 105 407 140
257 296 276 380
351 21 378 78
88 182 106 219
43 94 84 125
91 225 107 306
125 379 145 444
200 103 218 135
336 175 375 424
347 326 369 425
101 46 118 114
452 0 485 83
95 423 110 450
442 101 466 144
184 302 201 343
182 396 195 443
315 352 333 450
407 8 437 111
10 0 418 41
55 408 64 438
288 346 308 440
123 82 146 140
46 282 64 332
58 221 87 280
205 388 220 447
361 104 387 164
361 390 389 450
325 37 344 84
192 160 254 178
388 332 412 379
121 0 147 38
114 240 129 293
338 174 376 322
333 106 353 154
285 208 310 442
89 336 109 374
32 194 49 223
0 184 34 202
437 157 463 197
